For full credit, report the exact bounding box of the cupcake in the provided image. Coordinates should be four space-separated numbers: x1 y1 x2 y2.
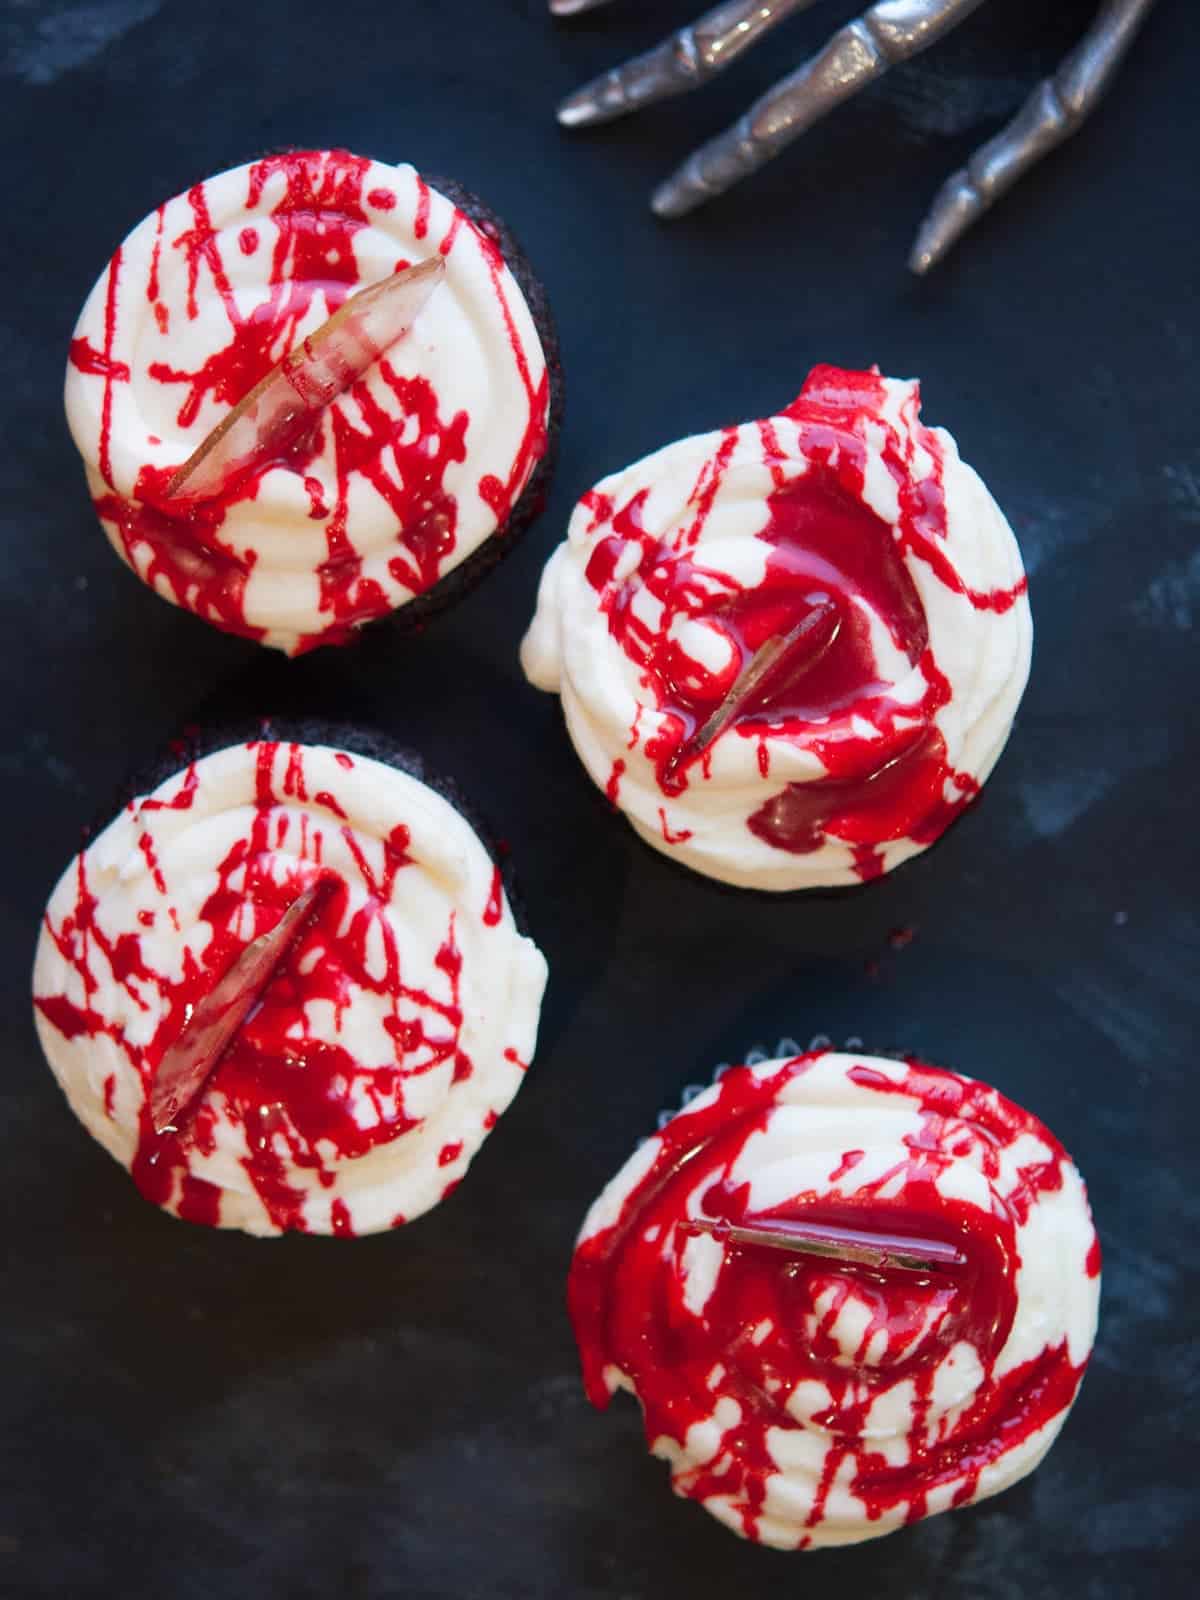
522 366 1031 889
32 730 548 1235
66 149 561 654
568 1048 1099 1550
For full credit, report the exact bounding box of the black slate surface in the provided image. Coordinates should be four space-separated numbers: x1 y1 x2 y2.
2 1 1197 1596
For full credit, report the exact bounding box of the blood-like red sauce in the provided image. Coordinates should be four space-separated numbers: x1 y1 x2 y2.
473 224 549 529
482 865 504 927
74 150 549 652
568 1053 1094 1547
657 808 693 845
67 339 129 383
33 741 503 1233
1085 1236 1102 1278
66 245 130 489
605 759 625 806
583 366 1027 876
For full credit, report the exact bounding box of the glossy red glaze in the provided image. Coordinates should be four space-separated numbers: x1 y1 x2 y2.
568 1054 1093 1547
79 151 548 651
583 366 1027 877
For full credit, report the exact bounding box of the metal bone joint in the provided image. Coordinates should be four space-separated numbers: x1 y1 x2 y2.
553 0 1159 271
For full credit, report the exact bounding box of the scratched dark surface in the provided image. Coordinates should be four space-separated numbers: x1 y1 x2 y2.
1 0 1197 1595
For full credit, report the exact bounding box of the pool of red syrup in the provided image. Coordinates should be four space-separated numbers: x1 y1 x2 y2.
567 1054 1095 1546
72 149 548 651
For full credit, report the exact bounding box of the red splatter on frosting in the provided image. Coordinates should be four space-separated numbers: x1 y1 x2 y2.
657 808 693 845
568 1052 1098 1549
32 741 547 1234
527 366 1031 889
483 865 504 928
581 368 1025 878
67 151 551 653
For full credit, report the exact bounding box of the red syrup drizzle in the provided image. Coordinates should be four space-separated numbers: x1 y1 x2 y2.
473 224 550 528
413 176 431 240
567 1054 1095 1547
582 366 1027 877
34 742 479 1233
482 865 504 927
147 206 168 333
67 246 129 489
77 150 549 651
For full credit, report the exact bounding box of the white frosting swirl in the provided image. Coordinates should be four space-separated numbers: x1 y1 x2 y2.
569 1051 1099 1550
522 369 1032 889
65 150 550 654
32 740 548 1236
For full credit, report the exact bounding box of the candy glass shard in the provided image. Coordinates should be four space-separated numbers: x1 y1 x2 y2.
665 597 840 780
165 256 446 503
683 1215 967 1274
149 879 327 1134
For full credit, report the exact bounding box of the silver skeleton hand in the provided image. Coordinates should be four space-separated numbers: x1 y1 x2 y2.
550 0 1158 272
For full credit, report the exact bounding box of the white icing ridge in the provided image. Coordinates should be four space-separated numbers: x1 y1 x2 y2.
32 742 548 1236
65 152 549 654
522 376 1033 890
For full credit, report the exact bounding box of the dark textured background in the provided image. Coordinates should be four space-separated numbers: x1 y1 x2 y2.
2 1 1196 1595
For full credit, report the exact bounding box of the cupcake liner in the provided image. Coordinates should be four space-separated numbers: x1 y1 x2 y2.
655 1035 902 1131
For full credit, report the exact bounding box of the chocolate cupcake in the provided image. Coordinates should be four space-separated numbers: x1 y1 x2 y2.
522 366 1031 890
65 148 561 653
568 1047 1099 1550
32 732 548 1235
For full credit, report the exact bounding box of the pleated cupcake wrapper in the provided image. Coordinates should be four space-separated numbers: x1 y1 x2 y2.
654 1034 903 1133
